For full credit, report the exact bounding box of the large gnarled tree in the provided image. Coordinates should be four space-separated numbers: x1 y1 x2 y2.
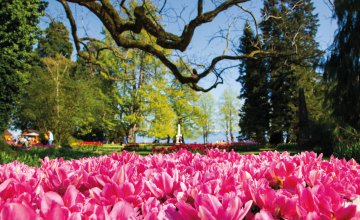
56 0 302 91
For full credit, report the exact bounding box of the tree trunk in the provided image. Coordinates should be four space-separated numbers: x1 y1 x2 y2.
298 88 309 148
128 124 137 143
203 132 206 144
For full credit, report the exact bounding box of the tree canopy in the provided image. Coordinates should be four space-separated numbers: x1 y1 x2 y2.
260 0 322 143
0 0 46 132
325 0 360 130
238 22 270 143
219 89 240 142
37 21 73 58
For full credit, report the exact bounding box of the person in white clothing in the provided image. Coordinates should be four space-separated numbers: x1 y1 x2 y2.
47 131 54 146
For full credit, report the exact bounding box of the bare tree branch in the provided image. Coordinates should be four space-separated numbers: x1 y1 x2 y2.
158 0 167 14
198 0 203 16
235 4 260 43
118 0 133 19
58 0 82 56
323 0 335 12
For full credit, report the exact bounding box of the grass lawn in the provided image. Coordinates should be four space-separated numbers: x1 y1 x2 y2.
1 142 326 167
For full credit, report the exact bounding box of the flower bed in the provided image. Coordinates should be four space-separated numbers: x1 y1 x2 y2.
0 150 359 219
29 143 53 148
152 142 260 153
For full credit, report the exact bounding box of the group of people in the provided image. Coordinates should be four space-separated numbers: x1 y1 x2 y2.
11 130 54 148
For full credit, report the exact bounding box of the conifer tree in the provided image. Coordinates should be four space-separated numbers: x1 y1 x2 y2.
260 0 322 143
37 21 73 58
325 0 360 130
238 22 270 144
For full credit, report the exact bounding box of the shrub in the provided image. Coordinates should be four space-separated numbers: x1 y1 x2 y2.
123 143 140 151
229 142 260 151
333 141 360 162
275 143 300 150
332 125 360 162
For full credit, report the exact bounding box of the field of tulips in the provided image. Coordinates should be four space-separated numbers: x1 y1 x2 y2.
0 149 359 219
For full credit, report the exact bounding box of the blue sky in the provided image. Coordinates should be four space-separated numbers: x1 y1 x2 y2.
44 0 336 102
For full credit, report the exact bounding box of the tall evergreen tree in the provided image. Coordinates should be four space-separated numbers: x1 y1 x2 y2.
238 22 270 144
325 0 360 130
261 0 322 143
0 0 46 133
37 21 73 58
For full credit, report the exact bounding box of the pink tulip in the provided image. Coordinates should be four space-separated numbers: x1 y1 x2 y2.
195 194 252 220
334 205 357 220
146 172 174 198
254 209 274 220
109 200 138 219
63 185 85 211
0 202 37 220
176 201 199 219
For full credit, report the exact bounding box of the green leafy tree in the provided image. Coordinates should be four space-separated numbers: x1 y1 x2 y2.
198 93 215 144
142 76 177 140
238 22 270 143
0 0 46 134
14 55 102 145
219 89 240 142
70 59 119 143
325 0 360 130
14 21 108 146
95 29 170 143
95 27 201 143
169 81 201 141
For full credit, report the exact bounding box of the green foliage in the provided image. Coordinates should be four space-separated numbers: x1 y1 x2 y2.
260 0 323 142
275 143 300 151
144 90 177 139
307 119 336 155
168 82 201 140
71 59 119 142
238 22 270 143
219 89 240 141
94 29 170 141
198 93 215 144
14 54 107 146
13 21 112 146
0 147 101 167
229 143 261 152
333 141 360 163
0 0 46 132
91 29 200 142
325 0 360 130
335 142 360 162
37 21 73 58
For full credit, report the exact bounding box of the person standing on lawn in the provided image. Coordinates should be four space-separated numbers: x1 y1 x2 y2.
47 130 54 146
